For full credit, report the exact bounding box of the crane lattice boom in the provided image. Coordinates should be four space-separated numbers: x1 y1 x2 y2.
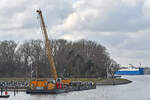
36 10 58 80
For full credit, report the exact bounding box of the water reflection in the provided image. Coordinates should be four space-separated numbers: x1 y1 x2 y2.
1 75 150 100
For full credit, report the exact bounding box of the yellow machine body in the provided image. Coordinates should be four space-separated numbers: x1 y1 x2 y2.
47 83 55 90
61 79 71 85
30 80 48 89
30 80 56 90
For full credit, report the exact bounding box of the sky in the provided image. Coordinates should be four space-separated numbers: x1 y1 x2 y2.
0 0 150 67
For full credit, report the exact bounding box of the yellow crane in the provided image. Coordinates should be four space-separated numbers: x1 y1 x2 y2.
26 10 96 94
27 10 70 93
36 10 58 81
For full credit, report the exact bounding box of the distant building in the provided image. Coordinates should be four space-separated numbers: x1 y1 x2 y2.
143 68 150 75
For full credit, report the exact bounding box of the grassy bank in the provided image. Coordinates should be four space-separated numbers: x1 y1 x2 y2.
95 78 132 85
70 78 132 85
0 77 132 85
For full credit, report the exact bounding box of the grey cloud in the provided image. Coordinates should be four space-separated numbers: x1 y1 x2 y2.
121 34 150 51
0 0 73 31
74 3 150 32
1 0 150 67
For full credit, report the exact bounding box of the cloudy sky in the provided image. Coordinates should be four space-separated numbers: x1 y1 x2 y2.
1 0 150 67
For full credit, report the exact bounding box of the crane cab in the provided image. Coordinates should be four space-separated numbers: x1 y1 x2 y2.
30 80 48 90
29 80 55 90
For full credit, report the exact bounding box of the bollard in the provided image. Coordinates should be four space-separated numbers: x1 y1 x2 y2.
14 87 16 96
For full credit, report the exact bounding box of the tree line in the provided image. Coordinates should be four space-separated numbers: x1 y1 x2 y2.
0 39 119 78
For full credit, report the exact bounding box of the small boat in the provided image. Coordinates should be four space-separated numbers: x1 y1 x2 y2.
0 88 10 98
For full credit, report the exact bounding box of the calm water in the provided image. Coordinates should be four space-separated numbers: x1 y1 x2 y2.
1 75 150 100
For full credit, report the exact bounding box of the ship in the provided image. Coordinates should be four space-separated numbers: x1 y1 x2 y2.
115 66 144 75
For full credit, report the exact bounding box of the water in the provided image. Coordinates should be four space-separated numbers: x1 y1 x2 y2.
1 75 150 100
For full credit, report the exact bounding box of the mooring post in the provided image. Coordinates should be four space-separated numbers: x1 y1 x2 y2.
14 86 16 96
1 87 3 95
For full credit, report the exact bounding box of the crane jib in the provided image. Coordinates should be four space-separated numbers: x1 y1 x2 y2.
36 10 58 80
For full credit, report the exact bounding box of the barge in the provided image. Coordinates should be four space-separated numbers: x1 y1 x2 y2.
26 81 96 94
26 88 67 94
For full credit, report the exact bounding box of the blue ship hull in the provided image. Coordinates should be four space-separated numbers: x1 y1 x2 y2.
115 68 144 75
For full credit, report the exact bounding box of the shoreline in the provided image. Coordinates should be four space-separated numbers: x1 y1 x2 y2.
95 78 132 85
0 78 132 91
4 78 131 92
70 78 132 85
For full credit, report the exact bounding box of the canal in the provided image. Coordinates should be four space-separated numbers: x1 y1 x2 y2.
1 75 150 100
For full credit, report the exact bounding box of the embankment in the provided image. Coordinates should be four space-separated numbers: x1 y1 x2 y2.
70 78 132 85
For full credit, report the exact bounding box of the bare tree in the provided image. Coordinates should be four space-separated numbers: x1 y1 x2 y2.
0 39 119 79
